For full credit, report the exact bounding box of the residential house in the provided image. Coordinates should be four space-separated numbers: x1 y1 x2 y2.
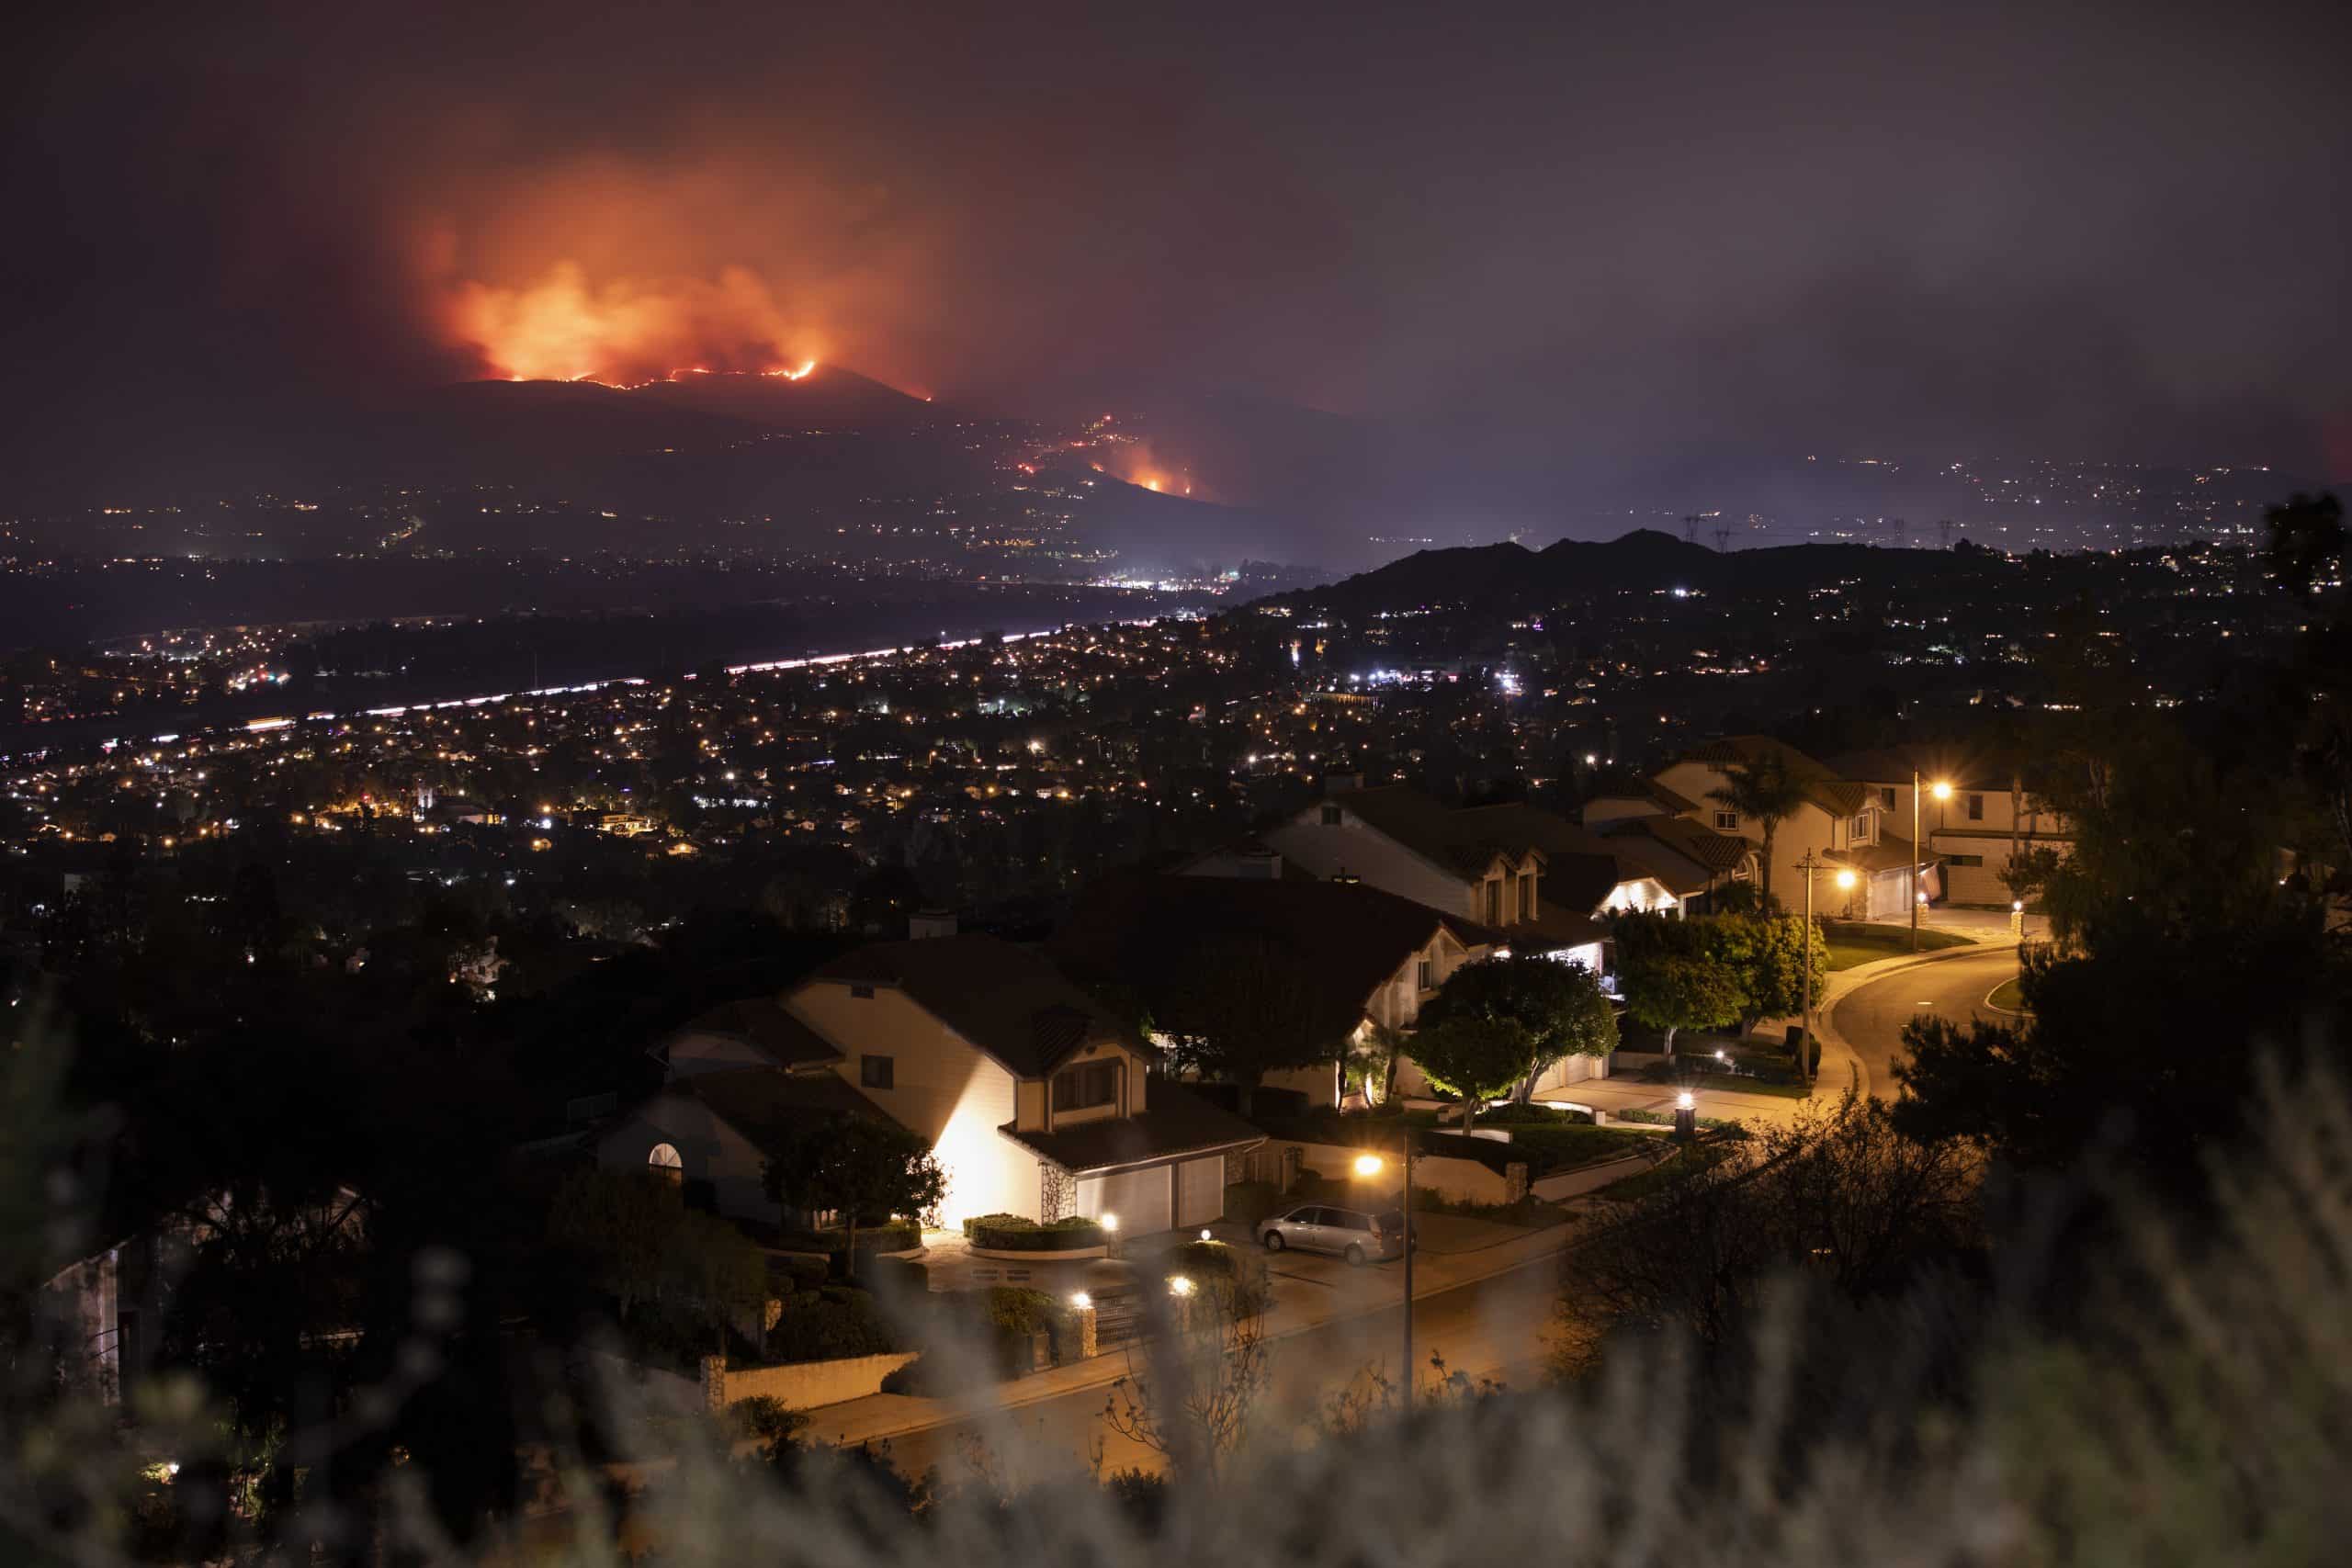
597 929 1262 1237
1597 736 1931 919
1257 783 1688 974
1823 746 2074 906
1052 870 1515 1107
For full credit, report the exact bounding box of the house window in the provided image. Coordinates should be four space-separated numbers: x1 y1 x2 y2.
849 983 876 999
647 1143 684 1184
1947 854 1985 867
1417 958 1434 992
1320 804 1342 826
1852 813 1871 840
1518 873 1534 920
1713 809 1739 830
1966 793 1984 821
1485 879 1502 925
860 1055 895 1089
1879 785 1896 809
1052 1058 1119 1112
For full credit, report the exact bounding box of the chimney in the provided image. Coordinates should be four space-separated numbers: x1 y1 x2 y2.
1236 842 1283 880
1324 773 1364 795
909 909 959 940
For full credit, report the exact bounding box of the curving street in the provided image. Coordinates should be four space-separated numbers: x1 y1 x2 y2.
1828 944 2024 1098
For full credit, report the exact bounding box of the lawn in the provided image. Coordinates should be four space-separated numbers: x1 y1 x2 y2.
1822 921 1975 971
1987 976 2030 1012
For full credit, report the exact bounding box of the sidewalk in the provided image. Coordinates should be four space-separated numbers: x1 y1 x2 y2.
804 1213 1577 1450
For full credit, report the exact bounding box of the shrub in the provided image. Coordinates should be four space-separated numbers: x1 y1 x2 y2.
959 1213 1031 1238
766 1285 900 1363
730 1395 809 1453
795 1219 923 1258
966 1215 1105 1252
777 1254 831 1291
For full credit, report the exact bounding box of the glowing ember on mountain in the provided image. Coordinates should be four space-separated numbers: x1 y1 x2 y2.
447 261 820 385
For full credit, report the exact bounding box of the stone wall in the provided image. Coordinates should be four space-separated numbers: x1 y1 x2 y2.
701 1350 922 1413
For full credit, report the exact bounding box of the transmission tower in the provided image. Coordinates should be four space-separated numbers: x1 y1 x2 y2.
1938 518 1957 550
1713 524 1735 552
1682 513 1703 545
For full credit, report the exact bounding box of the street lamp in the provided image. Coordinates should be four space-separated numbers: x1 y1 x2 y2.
1795 853 1857 1080
1913 773 1951 952
1353 1144 1415 1407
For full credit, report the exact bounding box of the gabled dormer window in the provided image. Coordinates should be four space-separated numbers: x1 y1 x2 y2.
1052 1058 1120 1112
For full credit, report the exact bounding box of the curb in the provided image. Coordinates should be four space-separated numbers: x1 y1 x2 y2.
814 1225 1578 1448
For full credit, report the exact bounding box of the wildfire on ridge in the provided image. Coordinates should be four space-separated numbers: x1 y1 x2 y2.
447 261 824 386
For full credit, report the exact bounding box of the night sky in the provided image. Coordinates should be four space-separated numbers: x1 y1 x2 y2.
6 0 2348 517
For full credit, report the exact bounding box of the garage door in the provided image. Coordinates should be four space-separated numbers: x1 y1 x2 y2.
1175 1156 1225 1228
1077 1166 1170 1235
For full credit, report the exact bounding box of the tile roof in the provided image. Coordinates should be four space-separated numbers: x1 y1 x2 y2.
1825 828 1932 874
996 1077 1265 1174
1604 815 1755 881
810 934 1142 1079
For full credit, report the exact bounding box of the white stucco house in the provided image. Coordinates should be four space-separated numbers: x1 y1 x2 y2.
596 930 1263 1237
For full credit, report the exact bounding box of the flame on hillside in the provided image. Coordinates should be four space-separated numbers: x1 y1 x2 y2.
446 261 824 385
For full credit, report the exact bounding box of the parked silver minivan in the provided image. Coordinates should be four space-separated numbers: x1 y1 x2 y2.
1258 1202 1408 1265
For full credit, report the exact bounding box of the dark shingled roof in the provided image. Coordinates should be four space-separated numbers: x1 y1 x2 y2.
811 934 1142 1079
671 998 842 1069
1323 786 1656 914
678 1066 892 1139
1051 874 1507 1048
997 1077 1265 1174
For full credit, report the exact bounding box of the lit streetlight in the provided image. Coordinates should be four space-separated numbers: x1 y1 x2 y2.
1794 852 1857 1080
1352 1144 1415 1406
1914 774 1951 952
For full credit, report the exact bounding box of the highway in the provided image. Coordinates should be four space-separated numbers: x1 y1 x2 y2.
1830 944 2024 1095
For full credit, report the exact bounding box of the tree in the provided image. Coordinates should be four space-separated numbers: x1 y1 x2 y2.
762 1111 946 1270
1706 751 1811 909
548 1167 679 1316
1343 1022 1408 1107
1718 913 1827 1036
1101 1270 1270 1482
1997 844 2062 908
1621 953 1741 1056
1405 1015 1536 1135
1159 932 1351 1113
1419 953 1618 1102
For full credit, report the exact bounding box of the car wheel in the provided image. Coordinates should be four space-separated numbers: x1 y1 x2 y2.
1262 1231 1284 1252
1345 1244 1366 1267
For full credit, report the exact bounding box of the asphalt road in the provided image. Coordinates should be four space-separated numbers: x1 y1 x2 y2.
867 1248 1566 1483
1831 945 2023 1096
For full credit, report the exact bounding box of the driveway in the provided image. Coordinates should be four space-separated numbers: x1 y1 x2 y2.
1827 943 2023 1095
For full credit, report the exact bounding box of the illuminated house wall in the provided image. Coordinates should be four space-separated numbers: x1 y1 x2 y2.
789 984 1034 1226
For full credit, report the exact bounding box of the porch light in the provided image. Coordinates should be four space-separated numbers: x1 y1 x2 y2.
1169 1276 1195 1298
1069 1291 1091 1310
1199 1229 1213 1241
1100 1213 1119 1234
1836 869 1857 890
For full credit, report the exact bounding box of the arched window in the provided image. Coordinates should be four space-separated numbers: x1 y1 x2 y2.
647 1143 684 1184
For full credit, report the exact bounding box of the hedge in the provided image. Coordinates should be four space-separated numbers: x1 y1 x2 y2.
962 1214 1106 1252
766 1285 901 1363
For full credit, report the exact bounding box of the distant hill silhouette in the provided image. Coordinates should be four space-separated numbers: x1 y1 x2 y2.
1272 526 2015 615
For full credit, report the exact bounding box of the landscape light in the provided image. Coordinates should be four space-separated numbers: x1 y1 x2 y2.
1168 1276 1194 1298
1354 1153 1385 1177
1676 1091 1695 1111
2014 898 2025 911
1199 1229 1213 1241
1069 1291 1091 1310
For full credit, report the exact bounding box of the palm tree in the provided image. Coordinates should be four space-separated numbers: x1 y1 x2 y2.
1707 752 1810 910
